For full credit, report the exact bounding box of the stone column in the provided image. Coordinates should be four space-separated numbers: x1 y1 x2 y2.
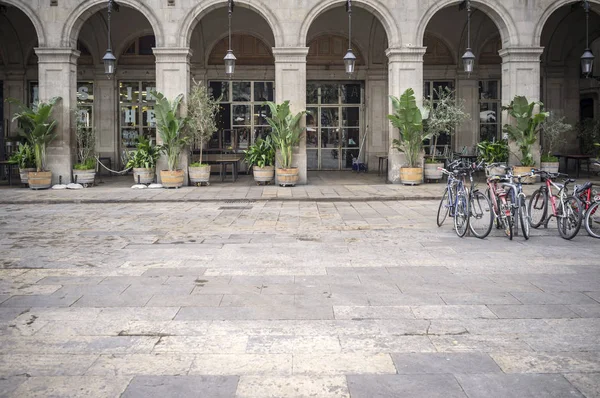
386 47 426 183
273 47 309 185
153 47 192 185
500 47 544 166
35 48 79 184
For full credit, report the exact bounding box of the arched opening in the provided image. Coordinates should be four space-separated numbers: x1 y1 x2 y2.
423 4 503 153
0 1 40 179
188 6 276 168
305 5 389 171
540 4 600 156
75 5 157 169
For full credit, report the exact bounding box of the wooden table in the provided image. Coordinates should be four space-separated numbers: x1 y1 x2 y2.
553 154 592 178
201 154 244 182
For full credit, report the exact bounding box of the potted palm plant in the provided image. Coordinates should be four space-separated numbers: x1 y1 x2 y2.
186 79 221 186
244 135 275 184
265 101 305 187
8 141 36 185
423 87 470 181
540 112 571 175
125 136 160 184
9 97 61 190
388 88 431 185
72 111 96 187
503 95 548 184
152 91 190 188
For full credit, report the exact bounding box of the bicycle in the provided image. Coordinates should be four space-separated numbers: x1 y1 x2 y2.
437 160 470 237
501 167 532 240
466 161 493 239
484 163 515 240
582 161 600 238
528 170 583 240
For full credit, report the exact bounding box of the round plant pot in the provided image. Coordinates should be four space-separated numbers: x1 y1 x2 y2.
133 168 155 185
189 165 211 186
72 169 96 186
276 167 299 187
400 167 423 185
253 165 275 184
540 162 559 176
19 168 36 185
485 163 507 178
424 162 443 182
28 171 52 190
160 170 185 188
513 165 536 184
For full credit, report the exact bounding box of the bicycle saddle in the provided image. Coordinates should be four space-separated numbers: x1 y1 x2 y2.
575 181 593 194
563 178 576 184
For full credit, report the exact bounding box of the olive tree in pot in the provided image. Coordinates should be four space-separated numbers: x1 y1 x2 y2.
186 79 221 186
152 91 190 188
540 112 570 175
125 136 160 184
8 142 36 185
9 97 61 190
244 135 275 185
266 101 305 187
388 88 431 185
503 96 548 184
72 110 96 187
423 87 470 181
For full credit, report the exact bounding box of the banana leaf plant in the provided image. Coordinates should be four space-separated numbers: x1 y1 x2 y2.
125 136 161 169
265 101 305 169
502 96 549 167
388 88 431 168
151 91 190 171
244 136 275 168
8 142 36 169
8 97 62 172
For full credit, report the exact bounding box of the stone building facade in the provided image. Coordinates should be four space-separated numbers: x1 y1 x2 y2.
1 0 599 184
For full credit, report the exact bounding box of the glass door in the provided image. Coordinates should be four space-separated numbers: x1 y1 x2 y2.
119 81 156 165
306 82 363 170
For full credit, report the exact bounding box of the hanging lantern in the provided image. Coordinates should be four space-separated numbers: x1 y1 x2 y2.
344 0 355 75
103 0 116 79
581 1 595 77
462 0 475 76
224 0 236 77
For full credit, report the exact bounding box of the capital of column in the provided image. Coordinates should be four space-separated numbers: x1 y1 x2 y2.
152 47 193 63
273 47 309 63
34 47 80 64
499 47 544 63
386 47 427 63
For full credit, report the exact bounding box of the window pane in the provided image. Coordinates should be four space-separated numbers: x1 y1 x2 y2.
142 105 155 127
210 81 229 102
479 81 499 100
253 127 271 142
479 102 498 124
232 82 251 101
320 108 339 127
253 105 270 126
77 106 93 128
120 82 138 103
307 83 319 104
216 104 231 131
77 82 94 104
142 82 157 103
121 105 138 126
237 127 251 149
121 128 140 148
424 82 431 99
480 124 498 142
321 147 339 169
342 84 361 104
342 149 360 169
254 82 274 102
307 149 319 169
433 81 454 99
232 105 250 125
138 35 156 55
306 107 318 128
343 107 360 127
343 128 360 147
306 127 318 148
320 84 339 104
320 128 339 148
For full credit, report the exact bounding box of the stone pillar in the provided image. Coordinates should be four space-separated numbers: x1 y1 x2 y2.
273 47 309 185
153 47 192 184
386 47 426 183
2 71 27 138
500 47 544 166
35 48 79 184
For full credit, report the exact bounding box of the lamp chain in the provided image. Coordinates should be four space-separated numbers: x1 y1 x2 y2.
228 0 232 52
467 0 471 49
348 0 352 50
107 0 112 51
585 0 589 48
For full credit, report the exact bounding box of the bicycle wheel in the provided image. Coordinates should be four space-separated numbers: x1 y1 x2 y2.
584 201 600 238
519 197 530 240
469 191 493 239
437 188 450 227
528 188 547 228
486 187 502 229
454 192 469 238
557 195 583 240
499 198 513 240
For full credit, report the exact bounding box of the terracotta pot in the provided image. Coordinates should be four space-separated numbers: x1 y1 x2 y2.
189 165 211 186
72 169 96 186
133 168 155 184
28 171 52 190
400 167 423 185
160 170 185 188
253 165 275 184
276 167 299 187
19 168 36 185
424 162 443 181
513 165 536 184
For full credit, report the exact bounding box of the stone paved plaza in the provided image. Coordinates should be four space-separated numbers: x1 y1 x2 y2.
0 199 599 397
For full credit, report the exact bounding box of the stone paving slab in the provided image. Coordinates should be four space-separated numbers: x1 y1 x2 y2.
121 376 239 398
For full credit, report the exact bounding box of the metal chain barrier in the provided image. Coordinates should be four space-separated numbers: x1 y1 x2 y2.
95 156 133 175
